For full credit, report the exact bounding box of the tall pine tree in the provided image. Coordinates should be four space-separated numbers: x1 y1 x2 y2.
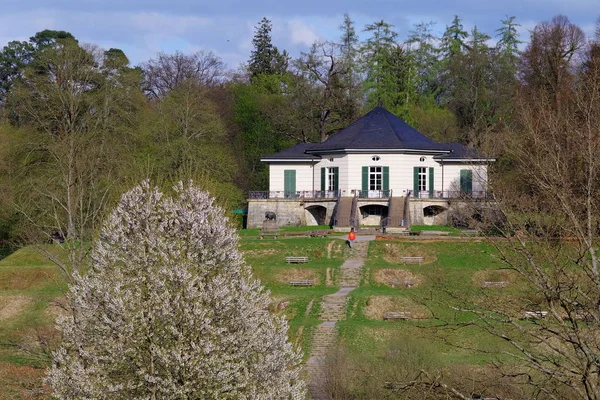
248 17 288 79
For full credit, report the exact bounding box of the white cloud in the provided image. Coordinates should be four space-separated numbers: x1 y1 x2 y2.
0 3 598 71
129 12 212 34
287 19 320 46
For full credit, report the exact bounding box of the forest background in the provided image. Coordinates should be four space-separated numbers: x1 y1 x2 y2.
0 13 596 245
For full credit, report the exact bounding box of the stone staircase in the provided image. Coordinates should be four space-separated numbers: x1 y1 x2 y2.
306 240 369 399
334 197 354 227
319 295 348 321
340 259 363 287
306 322 337 398
386 195 406 227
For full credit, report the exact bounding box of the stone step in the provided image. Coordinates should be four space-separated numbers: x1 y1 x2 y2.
323 297 348 302
308 252 367 400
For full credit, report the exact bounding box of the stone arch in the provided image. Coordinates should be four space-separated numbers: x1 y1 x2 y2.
423 205 448 226
359 204 389 226
305 205 327 226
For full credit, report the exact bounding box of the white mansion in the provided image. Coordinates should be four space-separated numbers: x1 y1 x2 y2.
247 107 493 229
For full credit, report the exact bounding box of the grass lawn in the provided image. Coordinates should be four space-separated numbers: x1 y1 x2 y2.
340 240 521 367
0 234 537 398
0 245 70 398
236 224 333 238
409 224 465 235
0 235 349 396
240 236 348 356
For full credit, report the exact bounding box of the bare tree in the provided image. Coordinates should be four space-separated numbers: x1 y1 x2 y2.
294 41 360 143
8 39 144 276
142 50 226 98
520 15 586 108
449 55 600 399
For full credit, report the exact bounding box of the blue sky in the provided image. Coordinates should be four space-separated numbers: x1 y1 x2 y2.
1 0 598 69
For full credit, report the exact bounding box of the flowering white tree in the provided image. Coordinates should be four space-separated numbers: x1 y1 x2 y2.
47 181 305 399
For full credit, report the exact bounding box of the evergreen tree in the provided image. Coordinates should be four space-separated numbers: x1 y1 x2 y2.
406 22 441 103
248 17 288 79
339 13 359 69
362 20 410 114
496 15 522 73
0 41 34 103
444 26 499 147
440 15 468 59
47 180 305 399
0 30 76 103
336 13 362 123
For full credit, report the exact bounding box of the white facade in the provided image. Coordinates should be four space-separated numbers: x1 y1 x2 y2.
269 163 315 193
267 152 489 198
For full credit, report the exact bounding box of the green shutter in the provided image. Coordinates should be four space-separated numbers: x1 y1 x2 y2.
321 168 325 192
362 166 368 194
460 169 473 193
413 167 419 198
333 167 339 192
428 167 434 198
383 166 389 193
284 170 296 197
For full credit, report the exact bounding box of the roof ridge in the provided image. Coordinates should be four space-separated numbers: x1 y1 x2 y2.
380 108 400 144
347 108 375 147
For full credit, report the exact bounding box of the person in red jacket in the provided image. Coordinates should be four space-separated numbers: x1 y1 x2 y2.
348 227 356 248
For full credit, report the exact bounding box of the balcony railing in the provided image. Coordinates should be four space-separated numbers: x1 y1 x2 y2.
380 216 405 228
356 190 392 199
249 189 492 200
411 190 492 199
248 190 340 200
334 216 358 228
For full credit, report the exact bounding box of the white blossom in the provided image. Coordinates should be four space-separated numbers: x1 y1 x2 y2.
47 180 305 399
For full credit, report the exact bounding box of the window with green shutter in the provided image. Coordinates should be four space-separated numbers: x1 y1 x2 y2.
383 166 389 193
284 170 296 197
413 167 432 198
460 169 473 194
320 168 325 192
333 168 339 192
327 167 338 191
413 167 419 198
362 166 368 194
428 167 434 198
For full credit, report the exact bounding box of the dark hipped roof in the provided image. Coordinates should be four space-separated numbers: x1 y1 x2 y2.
260 142 318 161
434 143 493 161
261 107 493 161
305 106 446 153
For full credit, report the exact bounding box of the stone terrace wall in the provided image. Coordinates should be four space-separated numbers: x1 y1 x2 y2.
247 199 336 229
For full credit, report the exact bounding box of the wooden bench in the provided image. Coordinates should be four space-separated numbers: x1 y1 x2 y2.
259 231 278 239
282 231 310 237
400 256 423 264
289 280 313 287
420 230 450 236
389 279 414 288
285 256 309 263
384 311 412 320
522 311 548 319
481 281 508 288
310 230 330 238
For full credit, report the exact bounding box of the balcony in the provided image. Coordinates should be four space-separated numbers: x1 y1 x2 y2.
412 190 491 199
248 190 492 200
248 190 340 200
